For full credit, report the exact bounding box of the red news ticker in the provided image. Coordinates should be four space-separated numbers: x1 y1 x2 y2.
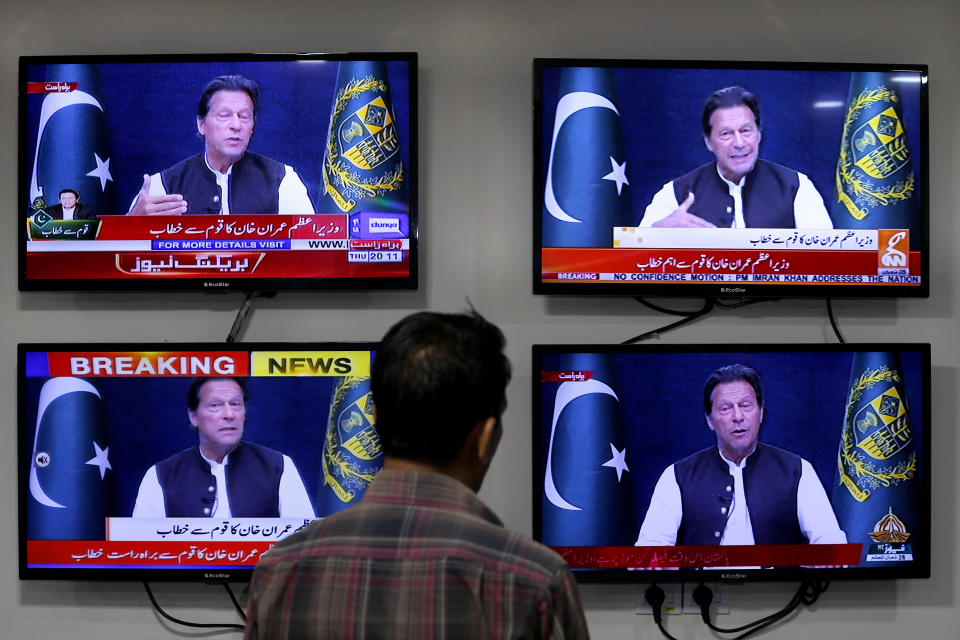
88 214 348 240
553 544 863 569
349 239 404 250
47 351 251 377
541 248 922 276
26 250 410 280
26 82 78 94
541 371 595 382
28 540 274 567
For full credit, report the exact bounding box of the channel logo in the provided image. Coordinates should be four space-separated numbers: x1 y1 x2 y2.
349 211 409 240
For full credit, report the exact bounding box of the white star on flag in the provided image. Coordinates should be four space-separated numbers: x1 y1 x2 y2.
601 156 629 195
601 442 629 482
86 153 113 191
85 441 112 480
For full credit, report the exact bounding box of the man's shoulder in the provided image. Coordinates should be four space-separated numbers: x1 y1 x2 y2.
239 152 287 172
754 159 803 182
262 499 571 581
162 153 205 174
754 442 803 465
157 446 197 464
675 446 719 467
674 162 718 184
236 440 282 456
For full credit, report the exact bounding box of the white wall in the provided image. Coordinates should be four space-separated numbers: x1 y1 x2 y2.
2 0 958 637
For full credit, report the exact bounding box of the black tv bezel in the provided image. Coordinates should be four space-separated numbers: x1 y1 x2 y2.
531 342 932 584
18 51 419 293
532 58 930 299
18 341 379 582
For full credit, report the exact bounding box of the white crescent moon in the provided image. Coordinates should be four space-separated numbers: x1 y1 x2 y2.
29 90 104 202
544 378 619 511
544 91 620 224
30 377 102 509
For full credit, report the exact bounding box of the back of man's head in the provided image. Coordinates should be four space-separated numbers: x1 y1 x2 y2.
372 310 511 466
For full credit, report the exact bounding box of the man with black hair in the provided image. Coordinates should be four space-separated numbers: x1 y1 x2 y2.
46 188 96 220
635 363 845 547
127 74 314 215
639 86 832 229
246 310 590 640
132 377 314 518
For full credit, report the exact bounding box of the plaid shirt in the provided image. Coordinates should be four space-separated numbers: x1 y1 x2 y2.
245 468 589 639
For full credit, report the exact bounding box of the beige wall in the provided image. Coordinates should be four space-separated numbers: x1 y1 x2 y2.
2 0 958 637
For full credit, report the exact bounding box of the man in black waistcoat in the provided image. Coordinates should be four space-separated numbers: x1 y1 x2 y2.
127 75 315 216
635 364 845 546
132 377 315 518
45 188 97 220
639 86 832 229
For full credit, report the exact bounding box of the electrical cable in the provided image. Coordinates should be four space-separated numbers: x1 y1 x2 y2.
644 584 679 640
226 290 258 343
634 296 711 317
692 580 829 639
624 296 776 343
225 290 276 343
825 298 846 343
623 298 715 343
142 581 245 630
223 582 247 622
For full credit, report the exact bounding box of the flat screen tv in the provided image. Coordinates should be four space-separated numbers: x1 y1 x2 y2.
534 59 928 298
533 343 930 583
19 52 417 291
19 342 381 581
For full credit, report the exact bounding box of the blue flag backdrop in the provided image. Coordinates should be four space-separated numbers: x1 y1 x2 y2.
28 377 114 540
542 67 632 248
315 377 383 516
322 60 407 214
833 352 920 565
29 64 116 217
832 72 918 233
542 353 636 546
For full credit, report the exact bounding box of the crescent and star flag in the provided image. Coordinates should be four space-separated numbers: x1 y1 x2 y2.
315 376 383 516
542 354 636 546
28 377 114 540
832 72 917 233
833 352 919 565
322 60 407 214
28 64 116 220
542 67 631 248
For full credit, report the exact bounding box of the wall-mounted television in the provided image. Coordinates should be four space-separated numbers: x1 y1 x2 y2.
533 343 930 583
534 59 928 298
19 52 417 291
19 342 381 581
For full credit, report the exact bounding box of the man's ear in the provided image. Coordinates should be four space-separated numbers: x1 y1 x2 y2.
187 409 197 429
475 416 501 466
705 414 715 433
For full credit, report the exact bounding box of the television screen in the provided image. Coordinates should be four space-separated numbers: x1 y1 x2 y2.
534 59 928 298
533 343 930 583
19 52 417 291
19 342 381 581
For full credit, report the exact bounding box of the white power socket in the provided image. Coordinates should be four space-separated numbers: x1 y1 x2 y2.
682 582 729 615
636 583 683 615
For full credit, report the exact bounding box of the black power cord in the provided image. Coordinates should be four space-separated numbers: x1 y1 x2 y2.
226 290 277 343
825 298 846 343
223 582 247 622
143 581 245 631
691 580 829 639
645 584 679 640
624 296 775 343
